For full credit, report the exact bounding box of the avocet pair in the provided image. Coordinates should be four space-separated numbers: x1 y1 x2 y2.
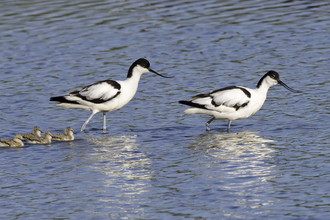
50 58 300 133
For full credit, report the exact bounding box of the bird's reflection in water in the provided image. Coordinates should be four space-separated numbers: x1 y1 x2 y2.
87 134 138 149
189 131 274 157
187 131 276 183
84 134 153 196
184 132 277 214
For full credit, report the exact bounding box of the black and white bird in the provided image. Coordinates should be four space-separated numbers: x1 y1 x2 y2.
179 70 301 132
50 58 172 132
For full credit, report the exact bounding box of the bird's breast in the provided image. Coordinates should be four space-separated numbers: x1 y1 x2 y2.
98 80 139 111
239 90 267 117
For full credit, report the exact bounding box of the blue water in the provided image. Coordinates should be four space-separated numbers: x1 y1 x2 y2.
1 0 330 219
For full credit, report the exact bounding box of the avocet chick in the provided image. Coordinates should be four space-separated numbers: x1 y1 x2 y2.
0 134 24 148
52 127 74 141
19 126 42 141
27 131 52 145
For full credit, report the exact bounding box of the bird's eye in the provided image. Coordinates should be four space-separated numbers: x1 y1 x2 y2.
141 63 148 68
270 74 275 78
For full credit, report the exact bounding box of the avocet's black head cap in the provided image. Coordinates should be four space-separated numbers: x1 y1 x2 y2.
134 58 150 69
257 70 301 93
266 70 280 81
257 70 279 88
127 58 173 78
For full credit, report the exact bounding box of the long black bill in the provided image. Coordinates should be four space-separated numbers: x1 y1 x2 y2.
278 80 301 93
150 69 174 78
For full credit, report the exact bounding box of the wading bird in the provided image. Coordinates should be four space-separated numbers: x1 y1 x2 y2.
50 58 172 132
179 71 301 132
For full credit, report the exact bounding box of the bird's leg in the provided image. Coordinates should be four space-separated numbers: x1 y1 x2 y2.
205 117 215 131
227 120 232 133
81 111 97 132
103 112 107 131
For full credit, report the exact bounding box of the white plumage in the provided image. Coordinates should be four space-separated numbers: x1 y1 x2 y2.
50 58 172 131
179 70 301 132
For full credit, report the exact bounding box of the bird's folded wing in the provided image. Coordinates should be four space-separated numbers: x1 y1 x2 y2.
51 134 63 138
71 80 121 103
210 88 250 108
0 139 11 145
189 87 250 112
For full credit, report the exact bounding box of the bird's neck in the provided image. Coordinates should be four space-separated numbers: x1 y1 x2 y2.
125 72 142 86
256 81 272 93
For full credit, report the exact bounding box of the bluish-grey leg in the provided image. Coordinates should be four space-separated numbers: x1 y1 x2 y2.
206 117 215 131
227 120 232 133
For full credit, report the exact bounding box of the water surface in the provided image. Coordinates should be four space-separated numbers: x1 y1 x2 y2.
1 0 330 219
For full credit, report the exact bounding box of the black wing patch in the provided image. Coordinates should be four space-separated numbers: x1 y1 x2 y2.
50 95 80 105
232 101 249 111
211 86 251 98
80 92 121 104
211 99 249 110
178 100 208 110
106 80 121 90
79 80 121 92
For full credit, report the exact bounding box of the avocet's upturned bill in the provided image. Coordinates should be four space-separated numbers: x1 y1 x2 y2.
179 70 301 132
50 58 172 132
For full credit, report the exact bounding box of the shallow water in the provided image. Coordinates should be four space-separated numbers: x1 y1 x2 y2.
1 0 330 219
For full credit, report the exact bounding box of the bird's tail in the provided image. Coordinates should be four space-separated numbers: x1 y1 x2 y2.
178 100 206 109
50 96 79 105
50 96 66 102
